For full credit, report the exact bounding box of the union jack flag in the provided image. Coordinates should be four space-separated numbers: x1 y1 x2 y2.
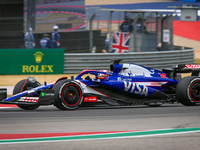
112 31 130 53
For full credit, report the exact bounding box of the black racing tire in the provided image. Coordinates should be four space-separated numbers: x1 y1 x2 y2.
176 76 200 106
53 79 83 110
13 79 41 110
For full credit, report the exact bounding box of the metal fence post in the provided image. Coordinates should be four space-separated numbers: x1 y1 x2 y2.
89 14 96 53
85 7 90 30
108 11 113 53
118 11 121 30
97 7 100 30
161 15 168 51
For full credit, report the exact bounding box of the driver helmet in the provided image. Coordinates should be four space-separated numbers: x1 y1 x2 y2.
97 70 109 79
101 70 109 73
53 25 59 30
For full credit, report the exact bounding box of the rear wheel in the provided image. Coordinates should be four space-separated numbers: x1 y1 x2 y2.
53 79 83 110
13 79 41 110
176 76 200 106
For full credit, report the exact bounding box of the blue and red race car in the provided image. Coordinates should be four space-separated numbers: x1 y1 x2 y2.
0 60 200 110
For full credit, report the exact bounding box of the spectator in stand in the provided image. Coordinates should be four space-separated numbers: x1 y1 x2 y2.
119 16 132 34
52 25 60 48
135 17 147 33
40 34 52 49
129 18 134 33
24 27 35 49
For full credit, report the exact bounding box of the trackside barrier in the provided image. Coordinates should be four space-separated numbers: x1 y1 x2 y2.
64 49 194 74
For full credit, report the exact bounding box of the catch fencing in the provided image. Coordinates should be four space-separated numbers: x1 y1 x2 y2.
64 48 194 74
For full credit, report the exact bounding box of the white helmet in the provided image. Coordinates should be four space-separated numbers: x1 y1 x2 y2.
29 27 32 32
53 25 59 29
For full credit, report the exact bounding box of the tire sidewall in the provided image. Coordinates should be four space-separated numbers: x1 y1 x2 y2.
13 79 41 110
176 76 200 106
13 79 27 94
187 78 200 104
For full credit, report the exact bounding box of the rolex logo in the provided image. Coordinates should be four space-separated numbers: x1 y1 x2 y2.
34 51 44 63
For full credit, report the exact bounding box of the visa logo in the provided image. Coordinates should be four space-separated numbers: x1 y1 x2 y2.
124 81 148 97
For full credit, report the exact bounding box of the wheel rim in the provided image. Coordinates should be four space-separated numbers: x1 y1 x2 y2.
190 81 200 102
68 92 74 99
61 84 82 106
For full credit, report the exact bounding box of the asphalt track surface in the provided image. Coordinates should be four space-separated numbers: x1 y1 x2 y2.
0 104 200 150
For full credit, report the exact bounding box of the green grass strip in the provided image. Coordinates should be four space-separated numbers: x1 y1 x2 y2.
1 128 200 144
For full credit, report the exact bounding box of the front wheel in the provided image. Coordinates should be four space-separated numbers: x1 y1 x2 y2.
53 79 83 110
176 76 200 106
13 78 41 110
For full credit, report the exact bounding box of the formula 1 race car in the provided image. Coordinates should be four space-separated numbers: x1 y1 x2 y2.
0 60 200 110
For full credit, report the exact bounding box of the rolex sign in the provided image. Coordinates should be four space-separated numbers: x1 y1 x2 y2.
0 49 64 74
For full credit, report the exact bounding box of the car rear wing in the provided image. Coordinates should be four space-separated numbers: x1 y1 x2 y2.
173 64 200 75
163 64 200 79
